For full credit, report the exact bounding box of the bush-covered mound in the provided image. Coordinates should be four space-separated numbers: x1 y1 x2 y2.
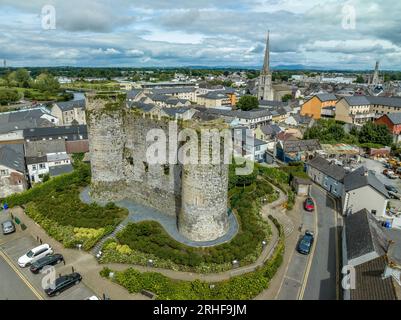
5 164 128 250
100 164 284 272
100 221 285 300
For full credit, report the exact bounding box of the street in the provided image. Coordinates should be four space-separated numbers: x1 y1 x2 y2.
302 185 338 300
0 254 38 300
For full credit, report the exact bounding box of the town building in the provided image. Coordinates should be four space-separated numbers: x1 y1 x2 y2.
51 100 86 125
25 140 73 183
306 156 346 198
0 144 27 198
300 93 338 120
335 96 374 125
342 166 390 217
375 113 401 143
197 90 236 108
276 139 321 163
342 209 397 300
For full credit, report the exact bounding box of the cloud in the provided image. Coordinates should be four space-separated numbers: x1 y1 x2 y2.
0 0 400 69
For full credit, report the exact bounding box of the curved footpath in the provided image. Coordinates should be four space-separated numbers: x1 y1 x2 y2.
7 182 288 299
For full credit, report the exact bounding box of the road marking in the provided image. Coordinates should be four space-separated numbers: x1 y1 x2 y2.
333 198 340 300
298 189 319 300
0 249 44 300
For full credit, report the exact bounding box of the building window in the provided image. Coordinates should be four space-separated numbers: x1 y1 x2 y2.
32 165 37 170
0 169 8 176
39 163 46 169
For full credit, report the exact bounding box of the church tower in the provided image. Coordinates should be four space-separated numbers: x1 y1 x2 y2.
372 60 380 86
257 31 274 101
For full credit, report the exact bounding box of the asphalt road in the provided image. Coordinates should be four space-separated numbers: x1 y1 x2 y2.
0 254 37 300
302 185 338 300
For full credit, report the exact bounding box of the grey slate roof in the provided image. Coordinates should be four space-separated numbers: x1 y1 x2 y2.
342 96 372 106
0 144 25 173
54 99 85 111
49 164 74 177
128 101 158 113
25 140 66 158
368 96 401 108
23 125 87 141
307 156 346 181
162 107 194 117
383 113 401 125
195 107 272 120
151 87 196 95
260 124 282 136
126 89 142 100
198 91 229 100
344 166 389 198
258 100 287 108
292 113 314 125
344 209 388 261
316 93 337 102
0 108 55 134
283 139 321 153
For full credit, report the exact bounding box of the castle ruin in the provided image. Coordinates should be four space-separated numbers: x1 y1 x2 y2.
86 92 230 242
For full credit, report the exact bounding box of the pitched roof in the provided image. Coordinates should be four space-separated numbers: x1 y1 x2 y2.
126 89 143 100
23 125 87 141
25 139 66 158
307 156 346 181
54 99 85 111
0 144 25 173
150 87 196 95
381 113 401 125
316 93 337 102
367 96 401 108
49 164 74 177
283 139 321 153
260 124 282 136
350 256 397 300
0 107 55 134
344 209 388 262
342 96 371 106
258 100 287 108
344 166 389 198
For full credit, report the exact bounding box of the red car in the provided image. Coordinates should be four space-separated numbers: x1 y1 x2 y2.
304 197 315 212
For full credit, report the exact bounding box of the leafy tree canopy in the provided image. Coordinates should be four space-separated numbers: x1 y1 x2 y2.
237 95 259 111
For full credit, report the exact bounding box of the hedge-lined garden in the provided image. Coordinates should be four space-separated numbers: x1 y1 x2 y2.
100 219 285 300
99 164 284 272
5 164 128 250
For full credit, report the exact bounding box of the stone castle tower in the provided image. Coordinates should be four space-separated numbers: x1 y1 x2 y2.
257 31 274 101
85 92 229 242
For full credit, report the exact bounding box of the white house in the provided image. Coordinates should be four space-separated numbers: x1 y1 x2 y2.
0 144 27 198
342 166 390 218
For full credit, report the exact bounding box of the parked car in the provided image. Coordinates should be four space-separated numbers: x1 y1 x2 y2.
388 173 398 180
385 185 398 193
1 220 15 235
18 244 53 267
29 254 64 274
44 272 82 297
303 197 315 212
297 231 314 255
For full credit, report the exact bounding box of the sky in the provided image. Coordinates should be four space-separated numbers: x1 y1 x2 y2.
0 0 400 70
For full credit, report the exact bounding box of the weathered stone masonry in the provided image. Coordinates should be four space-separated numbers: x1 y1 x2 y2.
86 92 229 242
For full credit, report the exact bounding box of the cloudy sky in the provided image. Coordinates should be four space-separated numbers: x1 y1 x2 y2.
0 0 400 70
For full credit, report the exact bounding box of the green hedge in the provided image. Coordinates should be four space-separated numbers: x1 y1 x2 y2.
114 178 272 268
100 231 285 300
5 164 128 250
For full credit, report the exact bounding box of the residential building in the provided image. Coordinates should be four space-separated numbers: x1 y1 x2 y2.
25 140 72 183
0 107 58 144
148 87 197 103
147 94 191 108
335 96 374 125
300 93 338 120
233 128 268 162
51 100 86 125
375 113 401 143
276 139 321 163
306 156 346 198
342 209 397 300
285 113 315 128
342 166 390 217
0 144 27 198
197 90 236 108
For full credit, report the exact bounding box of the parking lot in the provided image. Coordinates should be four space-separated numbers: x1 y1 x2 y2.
0 212 96 300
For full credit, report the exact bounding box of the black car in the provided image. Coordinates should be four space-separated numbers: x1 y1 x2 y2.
385 184 398 193
297 231 314 255
44 272 82 297
29 254 64 274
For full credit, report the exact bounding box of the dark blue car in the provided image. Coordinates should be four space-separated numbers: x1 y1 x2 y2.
297 231 314 255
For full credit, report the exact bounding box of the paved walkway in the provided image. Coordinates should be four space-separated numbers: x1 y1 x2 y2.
80 187 239 250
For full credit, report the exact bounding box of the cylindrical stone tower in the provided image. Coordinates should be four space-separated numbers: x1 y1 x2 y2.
86 92 126 201
179 162 229 242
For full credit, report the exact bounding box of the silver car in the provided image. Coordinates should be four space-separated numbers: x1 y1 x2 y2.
2 220 15 235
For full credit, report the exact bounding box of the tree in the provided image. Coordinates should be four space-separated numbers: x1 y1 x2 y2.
355 75 365 84
281 94 293 103
358 122 392 146
0 88 20 105
33 73 60 93
237 95 259 111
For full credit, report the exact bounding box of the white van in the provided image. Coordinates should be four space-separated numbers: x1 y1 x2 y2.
18 244 53 267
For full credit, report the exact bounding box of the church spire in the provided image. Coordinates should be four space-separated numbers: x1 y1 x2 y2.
262 30 270 74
